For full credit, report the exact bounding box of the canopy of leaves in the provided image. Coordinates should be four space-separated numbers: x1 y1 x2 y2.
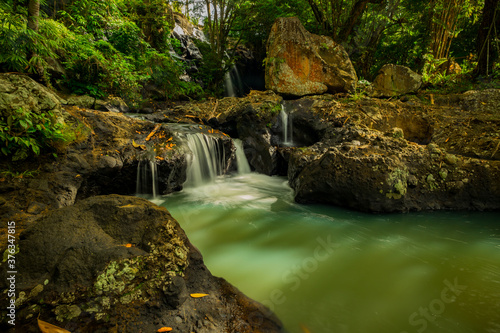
0 0 498 101
0 0 203 105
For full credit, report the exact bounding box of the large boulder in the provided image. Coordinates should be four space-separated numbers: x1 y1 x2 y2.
370 64 422 97
0 73 65 122
265 17 357 97
0 195 283 332
287 122 500 213
216 92 284 175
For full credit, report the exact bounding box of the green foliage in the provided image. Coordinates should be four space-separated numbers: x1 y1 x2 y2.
122 0 173 53
0 10 63 77
421 53 448 83
145 50 203 100
191 40 226 96
0 108 66 161
58 0 119 37
0 0 201 104
108 21 144 56
233 0 315 46
0 168 39 179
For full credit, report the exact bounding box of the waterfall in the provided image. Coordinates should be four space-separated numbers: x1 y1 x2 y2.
224 65 244 97
224 71 236 97
280 104 294 146
234 139 251 174
185 133 228 187
136 159 159 198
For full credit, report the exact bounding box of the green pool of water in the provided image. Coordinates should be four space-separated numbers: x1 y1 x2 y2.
157 173 500 333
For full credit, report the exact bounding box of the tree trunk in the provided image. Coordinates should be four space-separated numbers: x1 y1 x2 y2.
28 0 40 32
475 0 499 76
307 0 332 35
338 0 383 42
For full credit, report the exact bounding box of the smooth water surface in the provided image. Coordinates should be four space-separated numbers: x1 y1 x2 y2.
158 173 500 333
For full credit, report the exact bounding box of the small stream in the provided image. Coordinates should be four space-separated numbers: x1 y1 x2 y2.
157 172 500 333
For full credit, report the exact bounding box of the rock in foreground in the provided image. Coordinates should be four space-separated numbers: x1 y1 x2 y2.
0 195 283 333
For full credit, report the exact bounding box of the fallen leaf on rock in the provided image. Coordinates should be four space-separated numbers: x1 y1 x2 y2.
190 293 209 298
132 140 146 150
125 244 133 248
157 327 173 332
38 318 71 333
146 124 162 141
299 323 311 333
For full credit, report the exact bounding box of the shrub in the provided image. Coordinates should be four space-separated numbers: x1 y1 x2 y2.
0 108 66 161
108 21 144 56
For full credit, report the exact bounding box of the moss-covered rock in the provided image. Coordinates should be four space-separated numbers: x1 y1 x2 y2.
265 17 357 96
0 195 283 332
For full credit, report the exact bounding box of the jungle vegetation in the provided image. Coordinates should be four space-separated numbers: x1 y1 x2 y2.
0 0 498 102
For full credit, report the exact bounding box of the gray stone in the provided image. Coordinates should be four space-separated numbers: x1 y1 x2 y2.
371 64 422 97
0 73 65 123
65 95 96 108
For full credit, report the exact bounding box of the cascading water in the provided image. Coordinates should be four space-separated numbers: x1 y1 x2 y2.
224 64 244 97
136 159 159 198
224 71 236 97
184 132 228 187
280 103 293 146
234 139 251 174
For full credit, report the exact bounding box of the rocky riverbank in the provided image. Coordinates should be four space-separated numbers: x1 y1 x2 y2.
0 195 282 332
1 71 500 330
0 74 282 332
154 89 500 212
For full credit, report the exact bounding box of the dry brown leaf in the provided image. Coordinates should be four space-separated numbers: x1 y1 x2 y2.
299 323 311 333
157 327 173 332
146 124 162 141
38 318 71 333
132 140 146 150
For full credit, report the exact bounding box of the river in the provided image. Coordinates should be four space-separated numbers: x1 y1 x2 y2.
157 172 500 333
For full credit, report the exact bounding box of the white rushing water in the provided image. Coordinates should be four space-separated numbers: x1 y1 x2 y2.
224 64 244 97
234 139 251 174
136 159 159 198
280 104 293 146
142 129 500 333
184 132 228 187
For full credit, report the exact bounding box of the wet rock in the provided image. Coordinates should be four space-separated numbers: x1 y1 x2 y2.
444 153 458 165
265 17 357 96
288 125 500 212
164 275 188 309
437 58 462 75
214 92 284 174
101 96 130 113
0 195 283 332
370 64 422 97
